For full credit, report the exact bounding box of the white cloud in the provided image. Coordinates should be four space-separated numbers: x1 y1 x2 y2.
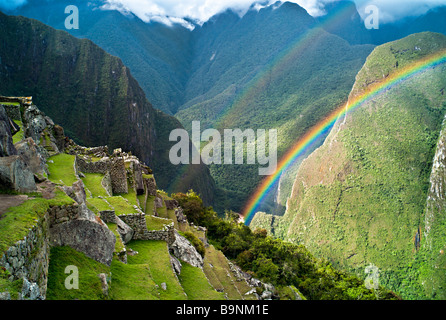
3 0 445 25
101 0 271 25
101 0 446 26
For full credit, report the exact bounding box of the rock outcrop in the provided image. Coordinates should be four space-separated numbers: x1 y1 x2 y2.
169 230 203 269
0 105 16 157
49 204 116 267
0 155 36 193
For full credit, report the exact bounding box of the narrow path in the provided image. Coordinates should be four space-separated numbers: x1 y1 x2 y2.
0 194 29 217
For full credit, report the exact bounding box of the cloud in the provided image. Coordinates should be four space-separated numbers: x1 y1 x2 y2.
0 0 27 11
347 0 446 23
101 0 268 25
101 0 446 26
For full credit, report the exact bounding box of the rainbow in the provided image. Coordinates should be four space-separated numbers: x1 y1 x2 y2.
215 2 355 129
242 49 446 225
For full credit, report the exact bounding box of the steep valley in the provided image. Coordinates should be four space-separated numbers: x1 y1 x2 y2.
251 32 446 300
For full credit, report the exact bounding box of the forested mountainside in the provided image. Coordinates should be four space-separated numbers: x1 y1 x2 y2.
251 32 446 300
8 1 374 214
0 97 398 300
10 0 446 215
0 11 216 206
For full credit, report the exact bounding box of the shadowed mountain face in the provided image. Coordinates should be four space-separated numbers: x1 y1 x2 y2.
0 11 216 206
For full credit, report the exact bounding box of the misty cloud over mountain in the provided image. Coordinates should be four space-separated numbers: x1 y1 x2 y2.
1 0 445 25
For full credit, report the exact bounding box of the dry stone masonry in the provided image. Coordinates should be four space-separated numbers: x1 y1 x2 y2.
0 98 250 301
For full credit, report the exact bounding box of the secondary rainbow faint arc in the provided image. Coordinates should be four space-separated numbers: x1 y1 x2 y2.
242 49 446 225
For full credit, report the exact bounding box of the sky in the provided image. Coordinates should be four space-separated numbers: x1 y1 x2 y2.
1 0 446 25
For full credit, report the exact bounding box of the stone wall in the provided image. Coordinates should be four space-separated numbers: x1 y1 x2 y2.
110 157 128 194
1 104 21 122
75 155 110 174
75 156 128 195
144 176 157 196
48 204 116 267
0 210 50 300
101 172 113 197
119 213 175 244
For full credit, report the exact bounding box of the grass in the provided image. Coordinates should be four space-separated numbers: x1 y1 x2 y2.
116 181 138 207
109 259 159 300
12 120 24 144
145 195 155 215
178 262 225 300
106 196 137 216
86 197 112 213
146 215 172 231
106 223 125 254
0 189 74 255
137 194 146 212
46 246 110 300
274 33 446 300
82 173 109 198
126 240 186 300
203 245 256 300
0 269 23 300
47 153 77 187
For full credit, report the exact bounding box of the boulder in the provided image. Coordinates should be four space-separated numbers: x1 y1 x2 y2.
15 138 48 181
0 292 11 300
98 273 109 297
62 180 87 205
0 156 36 193
164 199 179 210
21 278 42 300
23 105 47 144
175 207 187 223
170 255 182 275
116 216 134 244
169 230 203 268
50 217 116 266
0 105 17 157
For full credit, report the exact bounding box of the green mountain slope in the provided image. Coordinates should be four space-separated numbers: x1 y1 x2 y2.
254 32 446 299
9 1 374 214
12 0 193 115
0 11 216 206
176 3 375 213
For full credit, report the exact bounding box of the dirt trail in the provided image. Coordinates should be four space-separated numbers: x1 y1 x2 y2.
0 181 57 218
0 194 29 217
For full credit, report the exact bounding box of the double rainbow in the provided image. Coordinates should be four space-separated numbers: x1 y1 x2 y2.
242 49 446 225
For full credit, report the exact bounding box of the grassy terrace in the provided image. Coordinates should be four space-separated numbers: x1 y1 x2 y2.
106 196 138 216
203 245 256 300
82 173 109 198
12 120 24 144
0 190 74 255
146 215 172 231
47 154 77 186
46 246 110 300
126 240 186 300
178 262 225 300
109 259 159 300
87 197 112 213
